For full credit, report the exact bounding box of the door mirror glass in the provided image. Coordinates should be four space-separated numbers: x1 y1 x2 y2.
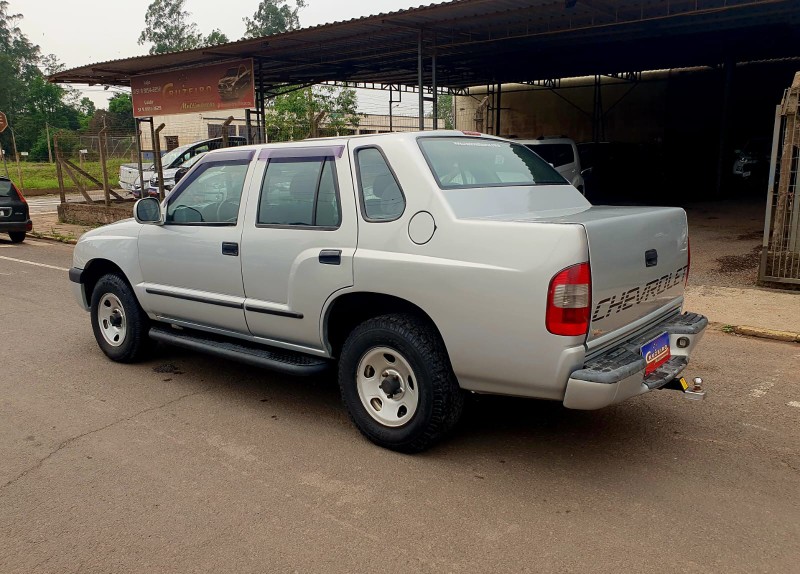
135 197 162 224
174 167 188 184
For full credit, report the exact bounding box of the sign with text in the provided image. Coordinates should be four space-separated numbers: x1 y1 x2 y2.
0 111 7 133
130 59 255 118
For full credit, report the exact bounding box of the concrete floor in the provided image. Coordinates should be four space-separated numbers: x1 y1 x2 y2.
1 238 799 573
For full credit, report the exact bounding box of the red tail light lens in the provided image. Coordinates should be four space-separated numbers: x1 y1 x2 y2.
13 184 27 204
546 262 591 336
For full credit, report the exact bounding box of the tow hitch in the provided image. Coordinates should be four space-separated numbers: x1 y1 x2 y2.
664 376 707 400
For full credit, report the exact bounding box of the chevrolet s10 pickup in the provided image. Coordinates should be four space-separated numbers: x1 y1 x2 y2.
70 131 707 451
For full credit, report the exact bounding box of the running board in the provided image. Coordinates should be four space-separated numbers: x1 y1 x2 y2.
149 326 331 376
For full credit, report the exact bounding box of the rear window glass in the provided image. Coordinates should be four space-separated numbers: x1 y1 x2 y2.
418 137 567 189
0 180 16 197
524 143 574 168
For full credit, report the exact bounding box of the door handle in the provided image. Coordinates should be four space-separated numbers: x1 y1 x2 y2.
319 249 341 265
222 242 239 256
645 249 658 267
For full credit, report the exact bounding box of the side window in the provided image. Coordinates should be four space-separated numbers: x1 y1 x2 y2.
257 158 341 228
166 160 250 225
355 147 405 221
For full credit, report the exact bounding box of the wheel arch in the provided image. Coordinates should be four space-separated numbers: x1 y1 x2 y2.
81 259 133 305
323 291 446 359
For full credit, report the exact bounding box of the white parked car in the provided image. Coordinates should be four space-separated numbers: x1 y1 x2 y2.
518 136 585 193
70 131 707 452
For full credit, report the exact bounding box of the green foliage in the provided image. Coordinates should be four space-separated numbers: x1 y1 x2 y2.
204 29 229 46
0 2 97 161
266 85 359 141
243 0 306 38
437 94 455 129
138 0 203 54
89 93 136 133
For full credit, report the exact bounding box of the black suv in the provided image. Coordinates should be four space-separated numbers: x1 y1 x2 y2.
0 176 31 243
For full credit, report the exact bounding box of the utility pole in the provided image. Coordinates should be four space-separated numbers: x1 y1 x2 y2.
10 126 23 192
45 122 53 164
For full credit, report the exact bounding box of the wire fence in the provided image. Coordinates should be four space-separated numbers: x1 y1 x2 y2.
759 72 800 285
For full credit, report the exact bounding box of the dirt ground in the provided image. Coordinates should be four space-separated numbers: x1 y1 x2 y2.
684 198 769 289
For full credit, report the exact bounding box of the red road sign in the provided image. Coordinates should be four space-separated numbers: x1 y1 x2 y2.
0 112 7 133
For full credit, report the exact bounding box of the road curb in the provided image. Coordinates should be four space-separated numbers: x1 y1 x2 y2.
728 324 800 343
28 231 78 245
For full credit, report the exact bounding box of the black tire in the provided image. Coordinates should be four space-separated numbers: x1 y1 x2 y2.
90 273 152 363
338 313 464 452
9 231 25 243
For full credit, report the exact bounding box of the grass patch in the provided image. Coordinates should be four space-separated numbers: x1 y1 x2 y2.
2 158 130 191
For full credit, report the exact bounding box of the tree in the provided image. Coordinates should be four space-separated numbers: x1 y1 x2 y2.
436 94 455 129
266 84 359 141
138 0 203 54
243 0 306 38
204 29 229 46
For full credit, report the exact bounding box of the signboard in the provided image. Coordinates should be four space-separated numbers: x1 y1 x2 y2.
0 111 7 133
131 59 255 118
19 152 28 157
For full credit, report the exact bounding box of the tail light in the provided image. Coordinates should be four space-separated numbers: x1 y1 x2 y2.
685 236 691 286
546 262 591 336
13 184 27 205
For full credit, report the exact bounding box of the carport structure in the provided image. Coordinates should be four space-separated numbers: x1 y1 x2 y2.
51 0 800 189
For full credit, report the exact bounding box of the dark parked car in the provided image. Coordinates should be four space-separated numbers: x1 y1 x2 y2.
0 176 31 243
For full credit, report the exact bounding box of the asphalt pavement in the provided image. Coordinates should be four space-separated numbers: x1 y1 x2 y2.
1 238 799 573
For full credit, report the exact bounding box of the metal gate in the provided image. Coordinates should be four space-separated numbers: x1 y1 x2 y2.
759 72 800 285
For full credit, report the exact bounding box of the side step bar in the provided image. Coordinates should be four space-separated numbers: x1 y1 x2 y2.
149 326 331 376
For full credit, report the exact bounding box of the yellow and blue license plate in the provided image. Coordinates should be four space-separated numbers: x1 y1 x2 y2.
641 332 671 375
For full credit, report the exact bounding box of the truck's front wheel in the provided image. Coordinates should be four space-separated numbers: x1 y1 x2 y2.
338 314 463 452
90 273 151 363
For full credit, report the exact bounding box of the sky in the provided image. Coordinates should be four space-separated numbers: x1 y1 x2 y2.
11 0 450 115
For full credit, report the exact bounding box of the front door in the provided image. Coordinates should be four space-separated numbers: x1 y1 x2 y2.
240 146 357 352
138 149 255 334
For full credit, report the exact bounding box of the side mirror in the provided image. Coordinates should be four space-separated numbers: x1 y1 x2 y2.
173 167 188 184
134 197 163 225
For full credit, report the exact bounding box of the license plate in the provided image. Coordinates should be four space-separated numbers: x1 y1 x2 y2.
641 332 671 375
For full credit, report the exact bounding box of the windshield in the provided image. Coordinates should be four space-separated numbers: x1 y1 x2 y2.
524 143 574 168
181 152 206 168
418 137 567 189
160 144 193 168
0 180 16 197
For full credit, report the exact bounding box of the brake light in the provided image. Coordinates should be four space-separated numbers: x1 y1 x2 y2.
546 262 591 336
13 184 27 204
685 236 691 286
461 130 482 136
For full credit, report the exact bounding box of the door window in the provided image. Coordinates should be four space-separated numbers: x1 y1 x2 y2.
355 147 405 221
257 158 341 228
165 160 250 225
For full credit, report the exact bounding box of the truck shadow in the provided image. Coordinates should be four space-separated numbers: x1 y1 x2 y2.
152 344 686 472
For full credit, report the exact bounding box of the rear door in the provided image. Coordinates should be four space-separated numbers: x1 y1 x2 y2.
240 145 357 352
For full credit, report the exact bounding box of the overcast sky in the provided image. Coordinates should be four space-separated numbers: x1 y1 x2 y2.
11 0 449 115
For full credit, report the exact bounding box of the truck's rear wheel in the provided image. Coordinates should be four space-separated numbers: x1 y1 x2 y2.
90 273 151 363
9 231 25 243
338 314 463 452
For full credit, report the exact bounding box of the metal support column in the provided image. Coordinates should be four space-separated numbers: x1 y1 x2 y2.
418 29 424 131
592 75 605 143
495 83 502 136
432 52 438 130
716 59 735 197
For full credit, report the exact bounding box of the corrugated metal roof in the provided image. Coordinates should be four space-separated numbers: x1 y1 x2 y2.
50 0 800 89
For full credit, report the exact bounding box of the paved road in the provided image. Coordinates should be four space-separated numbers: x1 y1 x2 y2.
1 239 799 573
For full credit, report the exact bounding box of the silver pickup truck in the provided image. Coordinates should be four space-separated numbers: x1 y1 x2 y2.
69 131 707 452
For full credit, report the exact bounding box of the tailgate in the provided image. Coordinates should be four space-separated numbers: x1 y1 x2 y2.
565 206 689 341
